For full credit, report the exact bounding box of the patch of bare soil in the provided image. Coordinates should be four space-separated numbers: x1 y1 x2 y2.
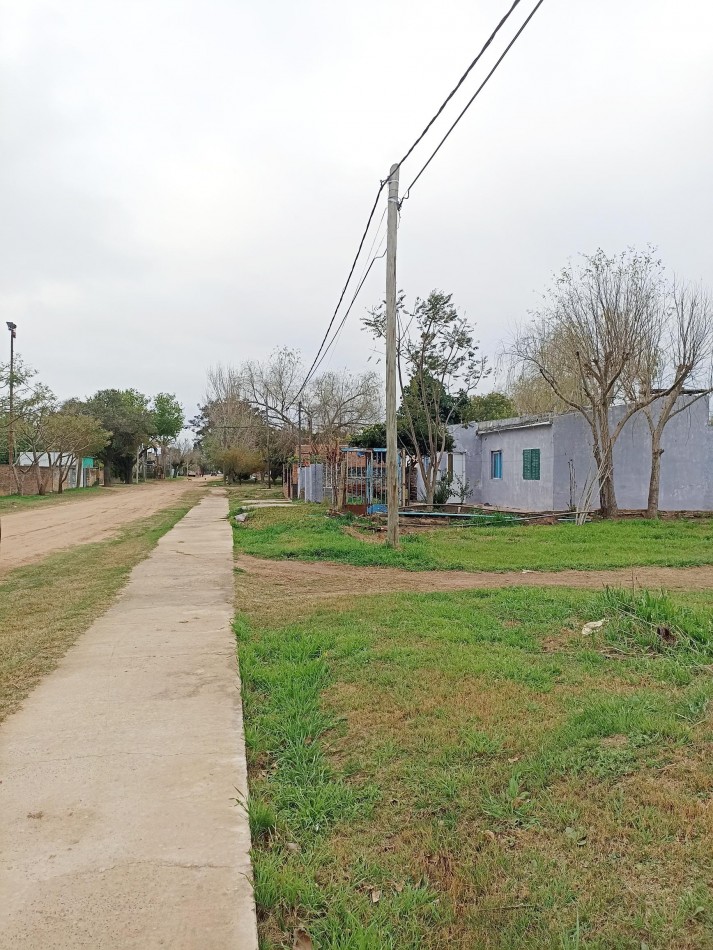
342 526 384 544
0 481 204 574
235 554 713 597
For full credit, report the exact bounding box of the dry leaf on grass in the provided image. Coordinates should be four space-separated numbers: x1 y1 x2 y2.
370 888 382 904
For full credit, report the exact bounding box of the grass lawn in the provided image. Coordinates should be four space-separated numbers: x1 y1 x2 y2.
237 576 713 949
231 482 287 501
230 502 713 573
0 491 201 721
233 504 713 946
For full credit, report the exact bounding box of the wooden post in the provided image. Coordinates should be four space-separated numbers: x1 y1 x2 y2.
265 400 271 488
338 456 347 511
297 401 302 499
385 163 400 547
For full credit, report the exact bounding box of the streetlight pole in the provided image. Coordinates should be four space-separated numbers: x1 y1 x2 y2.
6 323 17 493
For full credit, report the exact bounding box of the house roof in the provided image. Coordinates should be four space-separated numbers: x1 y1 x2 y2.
455 413 554 435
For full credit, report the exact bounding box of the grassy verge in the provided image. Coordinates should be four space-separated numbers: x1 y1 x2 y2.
231 503 713 573
231 482 287 501
0 492 201 721
0 483 106 514
237 576 713 948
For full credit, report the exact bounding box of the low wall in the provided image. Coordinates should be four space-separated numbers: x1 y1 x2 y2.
0 463 100 496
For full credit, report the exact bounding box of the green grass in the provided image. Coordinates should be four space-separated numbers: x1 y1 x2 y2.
0 482 106 513
230 482 286 502
0 492 201 720
231 504 713 573
236 579 713 949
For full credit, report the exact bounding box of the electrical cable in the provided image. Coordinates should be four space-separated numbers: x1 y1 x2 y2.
310 239 388 378
291 0 542 402
291 186 386 405
316 208 389 374
395 0 523 170
401 0 546 202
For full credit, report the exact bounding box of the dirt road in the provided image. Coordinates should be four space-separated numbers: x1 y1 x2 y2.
0 481 205 574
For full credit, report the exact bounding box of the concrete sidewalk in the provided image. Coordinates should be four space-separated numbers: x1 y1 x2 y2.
0 491 258 949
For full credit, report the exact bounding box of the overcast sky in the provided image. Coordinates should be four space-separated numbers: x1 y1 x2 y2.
2 0 712 421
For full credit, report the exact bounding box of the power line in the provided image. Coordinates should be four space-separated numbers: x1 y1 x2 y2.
401 0 546 202
313 239 388 376
395 0 523 170
291 185 386 405
316 209 388 375
293 0 541 402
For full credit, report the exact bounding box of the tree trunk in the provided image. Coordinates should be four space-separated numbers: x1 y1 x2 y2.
646 432 664 519
599 468 618 518
10 462 21 495
596 436 618 518
593 408 618 519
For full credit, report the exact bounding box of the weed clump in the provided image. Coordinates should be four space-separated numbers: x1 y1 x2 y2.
600 588 713 658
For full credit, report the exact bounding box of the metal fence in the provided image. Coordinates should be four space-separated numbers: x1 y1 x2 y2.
324 448 405 514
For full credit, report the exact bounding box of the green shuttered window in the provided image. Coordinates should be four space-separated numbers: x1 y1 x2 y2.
522 448 541 481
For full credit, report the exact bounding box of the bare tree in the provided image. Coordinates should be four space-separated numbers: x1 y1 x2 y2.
306 370 382 446
624 279 713 518
512 249 666 517
507 329 584 415
168 437 194 476
199 356 382 483
199 365 261 462
241 348 303 428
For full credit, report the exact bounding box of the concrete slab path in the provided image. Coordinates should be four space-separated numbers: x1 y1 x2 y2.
0 491 258 949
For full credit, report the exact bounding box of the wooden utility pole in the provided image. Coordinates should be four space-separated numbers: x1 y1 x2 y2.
265 401 271 488
6 322 19 494
297 401 302 499
385 163 400 547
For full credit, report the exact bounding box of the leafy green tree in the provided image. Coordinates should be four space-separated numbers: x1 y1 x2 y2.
153 393 184 477
85 389 155 485
364 290 487 504
44 411 110 492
